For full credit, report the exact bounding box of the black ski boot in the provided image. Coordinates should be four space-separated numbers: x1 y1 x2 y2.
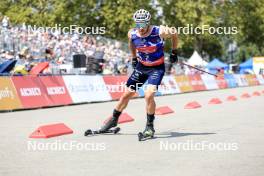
99 116 118 133
99 109 121 133
143 123 155 137
138 114 155 141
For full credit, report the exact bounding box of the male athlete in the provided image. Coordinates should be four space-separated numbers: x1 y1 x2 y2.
99 9 178 137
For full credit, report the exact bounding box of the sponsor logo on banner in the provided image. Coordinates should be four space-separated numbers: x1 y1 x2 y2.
0 87 15 99
47 87 65 95
0 77 22 110
175 75 193 92
12 76 51 108
20 87 41 96
63 75 111 103
39 76 72 105
188 74 206 91
200 74 219 90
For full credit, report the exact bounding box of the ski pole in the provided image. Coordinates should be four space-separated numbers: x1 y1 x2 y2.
180 62 218 77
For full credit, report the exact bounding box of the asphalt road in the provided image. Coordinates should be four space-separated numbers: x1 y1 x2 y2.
1 86 264 176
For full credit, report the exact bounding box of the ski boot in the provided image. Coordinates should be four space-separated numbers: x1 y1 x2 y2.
138 124 155 141
99 116 119 133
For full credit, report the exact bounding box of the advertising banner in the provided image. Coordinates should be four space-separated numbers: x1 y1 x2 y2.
233 74 248 86
215 75 228 89
244 74 259 86
0 77 22 110
256 75 264 85
159 75 181 95
175 75 193 92
224 74 237 88
39 76 73 106
63 75 112 103
200 74 219 90
188 74 206 91
12 76 51 108
103 76 132 100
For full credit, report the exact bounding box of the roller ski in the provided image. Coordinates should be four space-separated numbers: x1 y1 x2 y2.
84 113 121 136
84 127 120 136
138 114 155 141
138 125 155 141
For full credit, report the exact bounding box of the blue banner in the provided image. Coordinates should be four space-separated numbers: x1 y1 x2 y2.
224 74 237 88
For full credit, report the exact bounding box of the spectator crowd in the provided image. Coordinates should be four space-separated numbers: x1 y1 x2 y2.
0 16 130 75
1 16 201 76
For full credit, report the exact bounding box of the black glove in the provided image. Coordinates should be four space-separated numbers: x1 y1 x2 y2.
169 49 178 64
131 57 138 69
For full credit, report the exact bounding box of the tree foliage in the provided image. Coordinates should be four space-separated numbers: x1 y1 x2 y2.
159 0 223 59
1 0 264 62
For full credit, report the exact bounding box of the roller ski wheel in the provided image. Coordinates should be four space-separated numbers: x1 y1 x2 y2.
84 127 121 136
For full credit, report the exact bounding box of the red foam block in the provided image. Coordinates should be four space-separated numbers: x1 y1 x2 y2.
208 98 222 104
29 123 73 138
104 112 134 124
29 62 49 75
155 106 174 115
241 93 251 98
226 96 237 101
184 101 202 109
252 91 261 96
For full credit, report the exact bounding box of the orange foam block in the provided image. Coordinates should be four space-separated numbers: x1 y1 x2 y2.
252 91 261 96
104 113 134 124
208 98 222 104
29 123 73 138
226 96 237 101
155 106 174 115
184 101 202 109
241 93 251 98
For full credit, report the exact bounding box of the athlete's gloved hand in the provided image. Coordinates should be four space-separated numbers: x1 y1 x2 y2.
169 49 178 64
132 57 138 69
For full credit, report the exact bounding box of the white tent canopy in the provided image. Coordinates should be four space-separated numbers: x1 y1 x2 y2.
187 51 208 66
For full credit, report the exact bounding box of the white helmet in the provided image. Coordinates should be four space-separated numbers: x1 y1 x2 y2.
133 9 151 23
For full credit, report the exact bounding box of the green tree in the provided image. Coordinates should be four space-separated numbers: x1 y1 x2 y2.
99 0 156 40
1 0 99 27
51 0 100 27
0 0 11 17
217 0 264 63
159 0 223 59
3 0 53 26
